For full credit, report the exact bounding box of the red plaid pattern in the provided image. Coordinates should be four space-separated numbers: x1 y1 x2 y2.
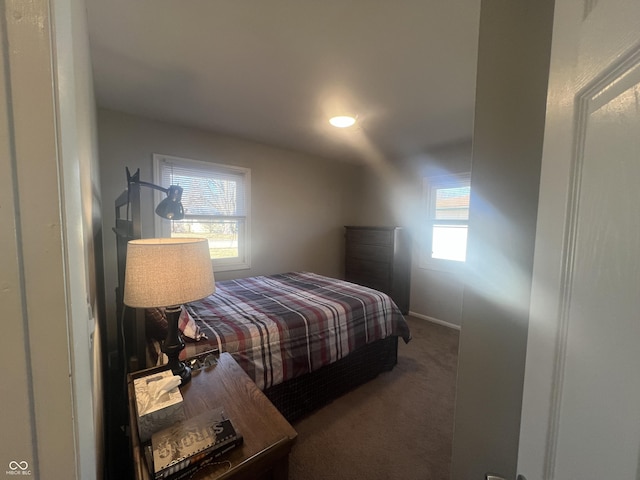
184 272 411 390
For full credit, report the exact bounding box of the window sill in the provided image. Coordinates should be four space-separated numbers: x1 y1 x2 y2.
213 261 251 273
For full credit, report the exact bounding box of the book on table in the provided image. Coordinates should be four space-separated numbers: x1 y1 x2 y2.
149 407 243 480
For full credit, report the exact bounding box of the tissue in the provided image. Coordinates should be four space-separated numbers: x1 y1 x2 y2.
134 370 186 442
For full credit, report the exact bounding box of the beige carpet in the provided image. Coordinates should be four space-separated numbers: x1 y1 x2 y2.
289 316 460 480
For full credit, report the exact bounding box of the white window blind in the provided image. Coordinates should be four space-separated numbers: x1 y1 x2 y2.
158 161 247 218
154 154 251 271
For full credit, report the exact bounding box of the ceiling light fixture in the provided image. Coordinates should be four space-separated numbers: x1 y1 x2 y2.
329 115 357 128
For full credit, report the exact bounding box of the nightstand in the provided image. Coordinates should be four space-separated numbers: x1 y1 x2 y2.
127 353 298 480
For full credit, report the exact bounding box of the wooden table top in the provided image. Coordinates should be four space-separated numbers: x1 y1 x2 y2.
128 352 297 480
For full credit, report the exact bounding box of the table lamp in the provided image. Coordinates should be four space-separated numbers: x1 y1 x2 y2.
124 238 215 385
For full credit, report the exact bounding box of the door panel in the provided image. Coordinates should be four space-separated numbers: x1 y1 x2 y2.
556 56 640 479
518 1 640 478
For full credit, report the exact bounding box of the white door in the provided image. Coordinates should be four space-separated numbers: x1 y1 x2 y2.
518 0 640 478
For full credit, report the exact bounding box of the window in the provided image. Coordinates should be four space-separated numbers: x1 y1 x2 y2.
154 154 251 271
421 173 470 269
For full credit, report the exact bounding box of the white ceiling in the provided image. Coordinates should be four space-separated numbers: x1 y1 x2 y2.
86 1 480 162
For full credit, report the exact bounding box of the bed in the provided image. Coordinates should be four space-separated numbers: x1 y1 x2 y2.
114 169 411 422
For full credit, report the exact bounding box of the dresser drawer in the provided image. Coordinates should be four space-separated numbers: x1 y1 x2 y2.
348 277 391 294
346 243 392 263
345 228 394 246
345 258 392 294
345 272 391 294
345 260 391 282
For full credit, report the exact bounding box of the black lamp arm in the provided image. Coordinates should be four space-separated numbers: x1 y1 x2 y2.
134 179 169 195
126 167 169 195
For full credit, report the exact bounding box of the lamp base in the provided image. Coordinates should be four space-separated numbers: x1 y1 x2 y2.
163 305 191 385
168 358 191 385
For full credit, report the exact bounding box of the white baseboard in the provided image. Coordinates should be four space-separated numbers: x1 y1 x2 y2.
407 311 461 331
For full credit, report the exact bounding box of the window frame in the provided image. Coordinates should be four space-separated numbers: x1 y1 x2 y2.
153 153 251 272
420 172 471 272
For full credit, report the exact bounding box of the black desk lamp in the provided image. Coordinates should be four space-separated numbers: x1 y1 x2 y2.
127 167 185 220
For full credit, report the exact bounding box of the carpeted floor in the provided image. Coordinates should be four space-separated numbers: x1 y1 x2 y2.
289 316 460 480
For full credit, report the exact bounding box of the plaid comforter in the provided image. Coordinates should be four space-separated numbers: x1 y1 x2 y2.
184 272 411 390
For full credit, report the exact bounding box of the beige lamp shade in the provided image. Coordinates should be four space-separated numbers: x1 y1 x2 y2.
123 238 215 308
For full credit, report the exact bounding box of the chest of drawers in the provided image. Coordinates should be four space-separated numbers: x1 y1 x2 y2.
344 226 410 314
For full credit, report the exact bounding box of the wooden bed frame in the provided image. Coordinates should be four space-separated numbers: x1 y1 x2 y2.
113 168 400 422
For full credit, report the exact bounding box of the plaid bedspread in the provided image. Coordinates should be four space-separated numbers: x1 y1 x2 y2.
184 272 411 390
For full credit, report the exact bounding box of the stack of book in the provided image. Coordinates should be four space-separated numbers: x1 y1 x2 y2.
145 407 243 480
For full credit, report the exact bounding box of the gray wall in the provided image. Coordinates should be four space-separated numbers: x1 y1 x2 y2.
98 108 363 352
451 1 555 478
406 141 472 327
